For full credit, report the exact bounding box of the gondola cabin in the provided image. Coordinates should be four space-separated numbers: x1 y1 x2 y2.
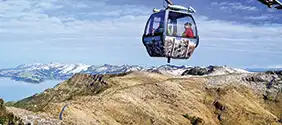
142 5 199 63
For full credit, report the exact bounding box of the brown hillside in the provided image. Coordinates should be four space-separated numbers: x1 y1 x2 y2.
9 71 282 125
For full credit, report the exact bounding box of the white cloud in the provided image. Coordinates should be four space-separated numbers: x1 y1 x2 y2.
0 0 281 45
211 2 258 11
266 65 282 68
195 15 282 39
0 0 281 68
0 0 149 41
244 15 273 20
193 15 282 57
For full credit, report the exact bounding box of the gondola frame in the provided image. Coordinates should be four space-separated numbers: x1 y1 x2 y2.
142 7 199 61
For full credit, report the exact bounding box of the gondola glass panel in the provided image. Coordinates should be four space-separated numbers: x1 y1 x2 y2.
164 11 198 59
143 12 165 57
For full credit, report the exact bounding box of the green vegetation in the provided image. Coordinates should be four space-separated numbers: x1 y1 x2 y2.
183 114 204 125
0 99 24 125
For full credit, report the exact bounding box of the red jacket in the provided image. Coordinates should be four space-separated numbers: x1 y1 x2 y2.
184 28 194 38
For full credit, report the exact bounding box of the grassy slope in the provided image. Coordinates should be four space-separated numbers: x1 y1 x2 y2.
11 72 282 125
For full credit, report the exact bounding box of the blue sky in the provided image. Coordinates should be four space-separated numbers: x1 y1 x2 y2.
0 0 281 69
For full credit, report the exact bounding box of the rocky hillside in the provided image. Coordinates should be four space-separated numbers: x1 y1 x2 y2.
0 99 24 124
0 63 249 83
7 69 282 125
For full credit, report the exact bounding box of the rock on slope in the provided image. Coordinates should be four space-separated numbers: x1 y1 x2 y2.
181 65 249 76
7 107 61 125
0 99 24 124
8 70 282 125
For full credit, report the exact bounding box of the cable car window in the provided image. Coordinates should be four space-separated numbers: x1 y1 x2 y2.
166 11 196 38
145 12 165 36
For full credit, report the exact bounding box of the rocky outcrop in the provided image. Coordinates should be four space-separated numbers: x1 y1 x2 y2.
0 99 24 125
241 71 282 102
181 65 249 76
1 99 61 125
242 70 282 118
7 107 61 125
181 66 213 75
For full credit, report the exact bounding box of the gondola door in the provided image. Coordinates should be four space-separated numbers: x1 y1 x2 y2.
142 11 166 57
163 11 199 59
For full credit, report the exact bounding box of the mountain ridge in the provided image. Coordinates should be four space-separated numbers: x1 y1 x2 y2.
0 63 254 83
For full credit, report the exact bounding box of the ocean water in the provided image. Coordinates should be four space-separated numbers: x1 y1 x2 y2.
0 78 63 102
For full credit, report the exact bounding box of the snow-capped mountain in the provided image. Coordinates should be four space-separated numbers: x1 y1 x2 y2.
14 63 91 74
83 64 144 74
0 63 251 83
0 63 91 83
147 65 192 76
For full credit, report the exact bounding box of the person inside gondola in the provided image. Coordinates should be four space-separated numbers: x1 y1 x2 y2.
167 24 178 36
167 24 173 35
182 22 194 38
167 19 173 36
153 22 164 35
